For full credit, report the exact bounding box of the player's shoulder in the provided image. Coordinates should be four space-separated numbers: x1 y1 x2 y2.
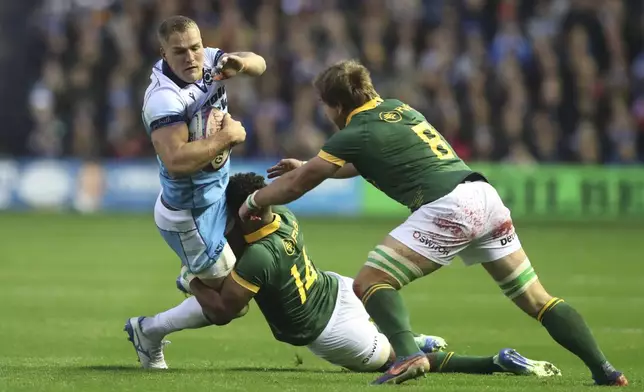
144 68 185 106
275 207 302 238
343 97 403 129
379 98 409 111
146 83 184 104
246 213 294 255
143 67 187 119
240 240 280 272
371 98 415 123
142 88 187 123
248 213 300 262
273 205 297 224
203 47 225 68
237 238 275 269
244 241 274 258
146 61 182 93
233 240 277 285
349 98 423 136
154 82 183 98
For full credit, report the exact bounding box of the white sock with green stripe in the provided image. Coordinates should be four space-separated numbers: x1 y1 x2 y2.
364 245 424 287
496 259 538 299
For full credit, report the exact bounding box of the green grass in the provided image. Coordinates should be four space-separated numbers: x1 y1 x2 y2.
0 214 642 391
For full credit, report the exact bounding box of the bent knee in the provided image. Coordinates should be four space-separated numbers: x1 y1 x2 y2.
352 279 367 299
354 263 401 298
352 275 391 299
359 245 427 290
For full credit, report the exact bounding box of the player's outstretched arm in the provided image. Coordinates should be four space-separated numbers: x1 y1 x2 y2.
229 52 266 76
189 275 255 326
151 113 246 177
215 52 266 80
241 157 340 219
267 159 359 179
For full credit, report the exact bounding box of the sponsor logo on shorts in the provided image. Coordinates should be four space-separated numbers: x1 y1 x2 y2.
362 335 379 364
413 231 449 256
500 233 515 246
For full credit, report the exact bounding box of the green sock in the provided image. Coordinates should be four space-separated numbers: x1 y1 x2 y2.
428 352 501 374
540 300 613 380
362 285 420 357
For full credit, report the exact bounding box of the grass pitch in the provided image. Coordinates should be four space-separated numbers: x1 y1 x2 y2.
0 214 642 391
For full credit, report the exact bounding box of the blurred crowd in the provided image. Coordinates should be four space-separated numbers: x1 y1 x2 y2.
14 0 644 163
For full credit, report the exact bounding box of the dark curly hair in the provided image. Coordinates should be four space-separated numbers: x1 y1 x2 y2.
225 172 267 216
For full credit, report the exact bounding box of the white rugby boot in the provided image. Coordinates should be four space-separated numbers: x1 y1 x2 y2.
124 316 170 369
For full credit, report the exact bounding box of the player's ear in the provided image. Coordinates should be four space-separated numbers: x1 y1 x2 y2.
160 47 166 60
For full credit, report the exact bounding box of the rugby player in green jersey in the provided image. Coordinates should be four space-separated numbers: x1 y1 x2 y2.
237 60 627 387
181 172 561 377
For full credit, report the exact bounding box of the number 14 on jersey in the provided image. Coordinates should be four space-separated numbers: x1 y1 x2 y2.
290 248 318 304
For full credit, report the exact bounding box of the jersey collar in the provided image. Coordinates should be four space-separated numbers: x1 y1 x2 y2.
161 60 206 89
345 97 383 126
244 214 282 243
162 60 190 88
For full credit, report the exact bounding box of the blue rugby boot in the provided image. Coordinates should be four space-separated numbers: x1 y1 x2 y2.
372 351 430 385
414 334 448 354
493 348 561 377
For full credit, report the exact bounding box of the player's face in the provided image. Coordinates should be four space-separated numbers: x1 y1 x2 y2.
321 101 345 130
161 27 205 83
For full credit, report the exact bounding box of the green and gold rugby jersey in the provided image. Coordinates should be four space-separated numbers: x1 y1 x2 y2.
231 206 339 346
319 98 480 211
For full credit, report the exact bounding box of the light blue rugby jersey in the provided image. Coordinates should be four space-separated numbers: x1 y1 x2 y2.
142 47 230 209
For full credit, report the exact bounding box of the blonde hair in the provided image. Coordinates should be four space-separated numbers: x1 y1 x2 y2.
157 15 198 43
313 60 378 112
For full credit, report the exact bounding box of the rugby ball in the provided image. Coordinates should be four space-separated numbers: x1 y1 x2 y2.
187 107 230 171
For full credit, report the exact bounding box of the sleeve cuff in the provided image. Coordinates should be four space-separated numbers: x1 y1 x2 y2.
231 270 260 293
317 150 346 167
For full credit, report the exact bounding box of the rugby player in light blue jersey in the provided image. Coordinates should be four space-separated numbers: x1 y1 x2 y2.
124 15 266 369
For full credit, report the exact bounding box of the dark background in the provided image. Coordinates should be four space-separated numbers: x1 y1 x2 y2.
1 0 643 164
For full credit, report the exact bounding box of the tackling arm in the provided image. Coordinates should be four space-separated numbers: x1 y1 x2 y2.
190 275 254 326
252 157 340 209
267 159 358 179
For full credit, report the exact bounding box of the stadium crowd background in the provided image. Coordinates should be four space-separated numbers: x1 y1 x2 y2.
2 0 644 164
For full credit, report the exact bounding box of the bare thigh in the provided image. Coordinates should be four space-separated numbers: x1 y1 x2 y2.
354 235 442 296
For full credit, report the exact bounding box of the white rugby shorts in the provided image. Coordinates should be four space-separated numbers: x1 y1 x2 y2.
307 273 391 372
390 181 522 266
154 192 236 279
